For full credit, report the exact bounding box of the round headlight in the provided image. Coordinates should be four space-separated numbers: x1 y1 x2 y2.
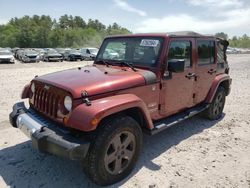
64 96 72 111
31 83 35 93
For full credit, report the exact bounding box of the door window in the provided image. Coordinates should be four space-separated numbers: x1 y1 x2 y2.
197 41 215 65
168 41 191 67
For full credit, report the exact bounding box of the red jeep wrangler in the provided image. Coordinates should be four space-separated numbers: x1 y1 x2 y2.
10 31 231 185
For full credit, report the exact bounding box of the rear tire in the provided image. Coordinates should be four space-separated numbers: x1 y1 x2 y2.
203 86 226 120
83 115 142 186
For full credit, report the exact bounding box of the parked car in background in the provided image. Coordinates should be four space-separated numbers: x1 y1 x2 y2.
80 47 99 60
226 47 240 54
56 48 71 59
55 48 64 57
15 49 25 60
11 47 20 55
64 49 83 61
0 50 15 64
34 48 46 60
43 49 63 62
21 49 40 63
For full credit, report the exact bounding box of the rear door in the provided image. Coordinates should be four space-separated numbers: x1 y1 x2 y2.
194 39 217 104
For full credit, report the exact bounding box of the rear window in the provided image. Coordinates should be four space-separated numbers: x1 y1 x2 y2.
197 40 215 65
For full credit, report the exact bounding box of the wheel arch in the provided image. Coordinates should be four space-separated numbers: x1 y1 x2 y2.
98 106 147 131
67 94 154 132
205 74 232 103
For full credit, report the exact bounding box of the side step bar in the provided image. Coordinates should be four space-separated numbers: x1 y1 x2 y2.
148 104 209 135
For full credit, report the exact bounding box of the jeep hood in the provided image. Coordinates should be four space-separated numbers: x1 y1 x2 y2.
34 65 156 98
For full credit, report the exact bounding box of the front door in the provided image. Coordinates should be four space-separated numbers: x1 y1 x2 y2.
160 39 195 116
194 39 217 104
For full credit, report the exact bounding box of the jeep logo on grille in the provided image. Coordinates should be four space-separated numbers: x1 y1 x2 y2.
44 85 50 90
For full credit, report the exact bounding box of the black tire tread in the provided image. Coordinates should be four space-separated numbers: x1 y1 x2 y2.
83 115 142 185
203 86 226 120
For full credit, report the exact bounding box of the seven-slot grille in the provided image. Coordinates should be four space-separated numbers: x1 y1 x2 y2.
33 86 59 118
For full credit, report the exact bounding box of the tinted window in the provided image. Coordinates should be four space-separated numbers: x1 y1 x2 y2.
167 41 191 67
197 41 215 65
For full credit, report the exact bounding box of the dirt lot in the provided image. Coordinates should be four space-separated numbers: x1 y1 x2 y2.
0 55 250 188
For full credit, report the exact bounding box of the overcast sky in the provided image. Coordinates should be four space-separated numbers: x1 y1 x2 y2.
0 0 249 37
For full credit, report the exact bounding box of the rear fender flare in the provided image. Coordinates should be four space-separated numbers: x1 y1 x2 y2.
205 74 231 103
67 94 153 132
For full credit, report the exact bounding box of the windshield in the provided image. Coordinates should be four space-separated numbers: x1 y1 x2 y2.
0 51 12 55
25 50 37 54
96 37 163 67
48 49 58 54
89 48 98 54
70 49 80 53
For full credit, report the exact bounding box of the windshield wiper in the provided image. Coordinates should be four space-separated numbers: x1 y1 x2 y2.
95 60 111 67
119 61 137 72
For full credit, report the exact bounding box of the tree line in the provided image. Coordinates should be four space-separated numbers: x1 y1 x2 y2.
1 16 249 49
215 32 250 48
0 15 131 48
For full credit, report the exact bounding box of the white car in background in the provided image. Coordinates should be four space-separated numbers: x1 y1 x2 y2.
80 47 99 60
0 50 15 64
226 47 240 54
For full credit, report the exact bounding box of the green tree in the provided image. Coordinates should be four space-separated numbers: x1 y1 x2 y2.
0 15 131 48
73 16 86 28
215 32 228 40
59 14 70 29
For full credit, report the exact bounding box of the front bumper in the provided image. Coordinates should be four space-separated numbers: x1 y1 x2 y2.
48 57 63 61
71 56 83 60
9 102 90 160
23 60 38 63
0 58 14 63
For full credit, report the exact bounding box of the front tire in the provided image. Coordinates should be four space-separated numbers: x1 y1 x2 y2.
203 86 226 120
83 115 142 186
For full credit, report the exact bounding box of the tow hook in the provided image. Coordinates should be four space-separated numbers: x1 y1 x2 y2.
81 90 91 106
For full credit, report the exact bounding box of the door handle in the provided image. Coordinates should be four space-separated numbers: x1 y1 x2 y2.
185 73 196 79
208 69 217 74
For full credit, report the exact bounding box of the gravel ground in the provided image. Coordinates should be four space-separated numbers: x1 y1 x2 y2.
0 55 250 188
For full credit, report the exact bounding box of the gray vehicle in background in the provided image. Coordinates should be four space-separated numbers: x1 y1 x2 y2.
0 50 15 64
21 49 40 63
80 47 99 60
43 49 63 62
15 49 25 60
64 49 84 61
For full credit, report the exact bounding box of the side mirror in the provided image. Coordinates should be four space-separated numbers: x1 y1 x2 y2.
167 59 185 73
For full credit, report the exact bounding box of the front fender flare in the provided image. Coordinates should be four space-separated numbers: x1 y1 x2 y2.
21 83 31 99
67 94 153 132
